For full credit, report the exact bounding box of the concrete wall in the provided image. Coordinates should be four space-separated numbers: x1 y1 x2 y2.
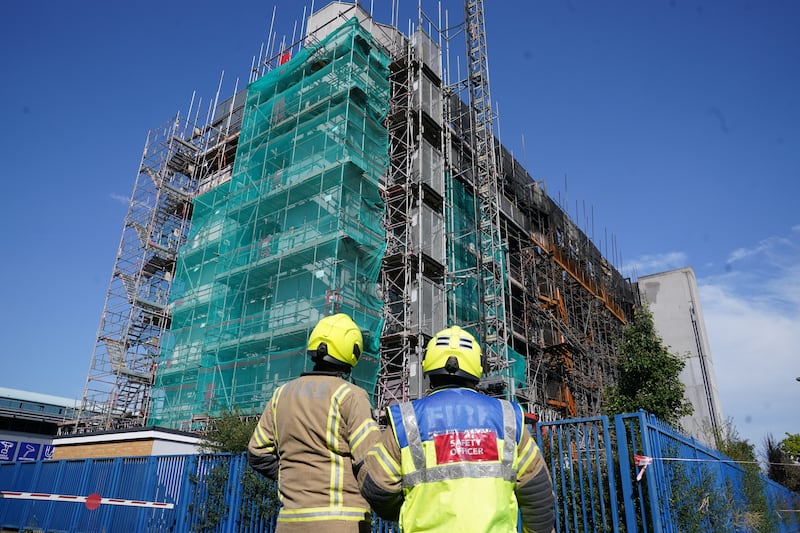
638 267 724 446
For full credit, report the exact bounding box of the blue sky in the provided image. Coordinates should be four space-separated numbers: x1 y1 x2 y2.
2 1 798 452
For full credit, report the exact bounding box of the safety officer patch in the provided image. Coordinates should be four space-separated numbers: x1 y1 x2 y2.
433 429 499 464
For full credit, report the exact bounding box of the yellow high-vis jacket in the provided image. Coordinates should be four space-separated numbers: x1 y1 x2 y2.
247 372 380 532
361 386 555 533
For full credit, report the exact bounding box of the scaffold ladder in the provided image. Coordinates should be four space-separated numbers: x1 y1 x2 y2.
464 0 512 397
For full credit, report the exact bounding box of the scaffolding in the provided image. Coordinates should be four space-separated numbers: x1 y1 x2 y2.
148 18 390 429
74 3 638 433
375 10 448 411
72 120 195 431
432 2 636 419
463 0 512 396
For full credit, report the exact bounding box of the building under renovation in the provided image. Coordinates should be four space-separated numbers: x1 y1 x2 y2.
73 1 638 433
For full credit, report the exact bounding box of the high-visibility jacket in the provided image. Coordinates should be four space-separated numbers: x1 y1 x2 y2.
361 386 555 533
247 372 380 532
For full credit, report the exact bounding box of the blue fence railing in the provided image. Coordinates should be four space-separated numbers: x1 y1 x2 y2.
537 416 622 532
1 412 798 532
612 411 800 533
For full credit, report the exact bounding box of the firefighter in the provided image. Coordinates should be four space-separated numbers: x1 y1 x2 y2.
247 313 380 533
360 326 556 533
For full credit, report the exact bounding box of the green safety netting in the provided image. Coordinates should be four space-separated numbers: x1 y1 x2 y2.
507 347 529 395
150 18 390 429
448 162 517 391
447 177 480 327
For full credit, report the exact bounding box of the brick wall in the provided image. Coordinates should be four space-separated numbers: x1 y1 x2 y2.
53 439 154 459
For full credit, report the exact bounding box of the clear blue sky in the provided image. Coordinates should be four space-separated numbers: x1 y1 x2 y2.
2 1 798 451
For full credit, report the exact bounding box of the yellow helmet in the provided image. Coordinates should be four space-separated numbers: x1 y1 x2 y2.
422 326 482 383
307 313 363 368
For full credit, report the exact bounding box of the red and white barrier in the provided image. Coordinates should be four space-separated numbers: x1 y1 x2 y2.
0 490 174 510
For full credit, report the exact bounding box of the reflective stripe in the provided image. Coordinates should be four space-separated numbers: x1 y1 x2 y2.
254 384 286 448
278 506 369 522
350 418 378 453
399 402 426 472
328 384 350 452
516 437 537 473
253 423 269 448
330 453 344 507
403 462 517 487
369 443 401 482
500 399 516 467
328 383 350 507
271 384 285 447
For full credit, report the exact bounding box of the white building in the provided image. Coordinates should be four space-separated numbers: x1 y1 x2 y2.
637 267 724 446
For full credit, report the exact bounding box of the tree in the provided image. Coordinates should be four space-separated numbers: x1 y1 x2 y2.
765 433 800 493
602 306 693 427
782 432 800 463
200 407 259 453
195 408 281 530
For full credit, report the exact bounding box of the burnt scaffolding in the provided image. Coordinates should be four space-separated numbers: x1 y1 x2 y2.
372 1 637 419
431 0 637 420
73 6 638 433
377 15 447 409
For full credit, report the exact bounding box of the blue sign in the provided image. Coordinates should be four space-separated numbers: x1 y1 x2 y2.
42 444 55 460
0 440 18 461
0 440 53 461
17 442 42 461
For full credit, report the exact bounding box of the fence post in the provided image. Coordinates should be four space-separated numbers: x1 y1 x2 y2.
614 414 637 532
224 453 247 533
599 416 621 531
174 454 198 532
638 411 664 532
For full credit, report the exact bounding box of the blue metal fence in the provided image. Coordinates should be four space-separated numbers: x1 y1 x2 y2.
536 412 798 532
2 413 798 532
537 416 621 532
611 411 800 533
1 455 188 532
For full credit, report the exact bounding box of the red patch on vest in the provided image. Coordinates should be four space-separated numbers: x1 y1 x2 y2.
433 429 499 464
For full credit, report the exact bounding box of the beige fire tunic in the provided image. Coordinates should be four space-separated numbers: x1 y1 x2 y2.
248 372 379 533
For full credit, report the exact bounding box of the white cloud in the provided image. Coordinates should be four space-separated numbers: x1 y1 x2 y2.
622 251 687 278
109 193 129 205
726 235 795 267
718 234 800 311
699 285 799 439
697 230 800 448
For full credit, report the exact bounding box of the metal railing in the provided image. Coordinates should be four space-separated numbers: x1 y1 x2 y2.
2 412 798 532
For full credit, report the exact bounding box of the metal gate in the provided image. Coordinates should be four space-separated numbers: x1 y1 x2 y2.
537 416 622 532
